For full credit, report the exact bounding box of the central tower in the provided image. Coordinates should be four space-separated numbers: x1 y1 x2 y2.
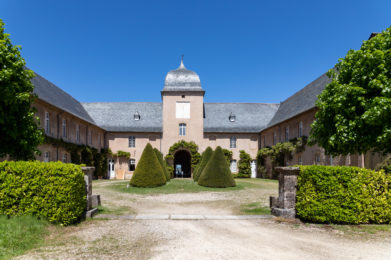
161 58 205 155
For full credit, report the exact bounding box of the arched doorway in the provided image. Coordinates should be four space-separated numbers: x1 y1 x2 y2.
173 150 191 178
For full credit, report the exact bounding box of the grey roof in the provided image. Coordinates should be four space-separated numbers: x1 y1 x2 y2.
162 59 204 93
82 102 162 132
31 71 96 125
266 72 332 128
204 103 280 133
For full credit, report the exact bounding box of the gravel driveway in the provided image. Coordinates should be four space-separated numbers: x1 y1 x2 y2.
17 179 391 260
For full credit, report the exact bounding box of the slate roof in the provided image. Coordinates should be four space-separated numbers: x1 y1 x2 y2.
31 71 96 125
162 60 204 93
266 72 332 128
81 102 162 132
204 103 280 133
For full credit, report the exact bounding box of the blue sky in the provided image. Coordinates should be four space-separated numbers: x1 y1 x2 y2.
2 0 390 103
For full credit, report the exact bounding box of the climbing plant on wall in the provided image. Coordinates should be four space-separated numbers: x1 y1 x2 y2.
165 140 201 169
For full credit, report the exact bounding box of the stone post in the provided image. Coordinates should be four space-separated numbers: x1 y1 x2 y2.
269 166 300 218
82 166 95 212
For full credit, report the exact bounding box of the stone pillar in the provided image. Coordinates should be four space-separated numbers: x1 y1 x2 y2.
269 166 300 218
82 166 95 211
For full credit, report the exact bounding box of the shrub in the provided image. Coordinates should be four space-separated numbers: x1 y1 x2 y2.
130 143 166 187
237 150 251 178
375 155 391 173
198 146 236 188
0 161 86 225
154 148 170 181
296 165 391 224
222 148 233 165
193 147 213 181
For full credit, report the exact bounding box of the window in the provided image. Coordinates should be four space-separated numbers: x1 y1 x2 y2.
44 151 50 162
329 155 333 166
298 155 302 165
76 125 80 143
229 112 236 122
299 121 303 137
45 112 50 134
230 136 237 148
285 126 289 142
129 136 136 147
88 129 92 145
263 135 266 148
273 131 277 145
230 160 237 172
179 123 186 136
62 153 67 163
129 159 136 171
62 119 67 138
315 154 320 165
134 111 140 121
176 102 190 118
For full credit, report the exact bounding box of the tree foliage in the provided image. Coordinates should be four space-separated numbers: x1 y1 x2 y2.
310 27 391 155
0 19 44 159
237 150 251 178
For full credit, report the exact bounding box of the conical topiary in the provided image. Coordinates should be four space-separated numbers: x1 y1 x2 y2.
198 146 236 188
154 148 170 181
130 143 166 187
193 147 213 182
192 153 204 180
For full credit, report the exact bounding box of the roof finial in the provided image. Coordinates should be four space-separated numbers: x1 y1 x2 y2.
179 54 185 68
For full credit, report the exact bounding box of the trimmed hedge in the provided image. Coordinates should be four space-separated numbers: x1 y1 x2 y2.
130 143 166 187
0 161 86 225
296 165 391 224
193 147 213 181
154 148 170 181
237 150 251 178
198 146 236 188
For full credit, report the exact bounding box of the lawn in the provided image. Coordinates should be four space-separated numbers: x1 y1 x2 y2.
0 215 48 260
103 178 278 195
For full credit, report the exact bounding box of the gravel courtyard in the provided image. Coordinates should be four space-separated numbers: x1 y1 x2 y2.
17 179 391 260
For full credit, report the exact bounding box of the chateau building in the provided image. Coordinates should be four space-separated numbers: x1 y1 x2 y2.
31 57 384 179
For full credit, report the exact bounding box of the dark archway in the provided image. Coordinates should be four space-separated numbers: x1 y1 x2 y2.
173 150 191 178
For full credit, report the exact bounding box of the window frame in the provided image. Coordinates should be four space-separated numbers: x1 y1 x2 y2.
45 112 50 134
230 136 237 148
62 118 67 138
230 160 237 172
299 121 303 137
128 136 136 148
129 159 136 171
179 123 186 136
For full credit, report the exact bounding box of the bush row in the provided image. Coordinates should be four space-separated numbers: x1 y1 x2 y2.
0 161 86 225
296 165 391 224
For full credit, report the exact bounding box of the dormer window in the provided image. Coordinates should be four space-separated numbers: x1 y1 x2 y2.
134 111 141 121
229 112 236 122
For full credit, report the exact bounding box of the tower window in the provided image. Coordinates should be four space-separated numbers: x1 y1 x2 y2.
230 136 237 148
129 136 136 147
179 123 186 136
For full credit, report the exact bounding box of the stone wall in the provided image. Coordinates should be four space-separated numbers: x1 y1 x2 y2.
270 166 300 218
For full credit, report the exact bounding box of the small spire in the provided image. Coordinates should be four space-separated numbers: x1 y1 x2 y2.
179 54 185 69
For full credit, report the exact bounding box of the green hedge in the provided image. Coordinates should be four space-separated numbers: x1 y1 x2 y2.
130 143 166 187
296 165 391 224
193 147 213 182
0 161 86 225
198 146 236 188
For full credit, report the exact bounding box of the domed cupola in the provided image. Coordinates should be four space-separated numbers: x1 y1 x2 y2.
162 57 204 93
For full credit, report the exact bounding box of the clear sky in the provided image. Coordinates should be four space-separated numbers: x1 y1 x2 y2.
2 0 390 103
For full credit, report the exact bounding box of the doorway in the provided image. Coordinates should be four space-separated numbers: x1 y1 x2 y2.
173 150 191 178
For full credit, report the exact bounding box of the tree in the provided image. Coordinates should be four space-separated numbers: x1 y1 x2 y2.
198 146 236 188
130 143 166 187
154 148 170 181
193 147 213 181
310 27 391 156
0 19 43 160
237 150 251 178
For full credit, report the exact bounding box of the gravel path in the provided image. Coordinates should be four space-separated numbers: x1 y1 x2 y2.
18 179 391 260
